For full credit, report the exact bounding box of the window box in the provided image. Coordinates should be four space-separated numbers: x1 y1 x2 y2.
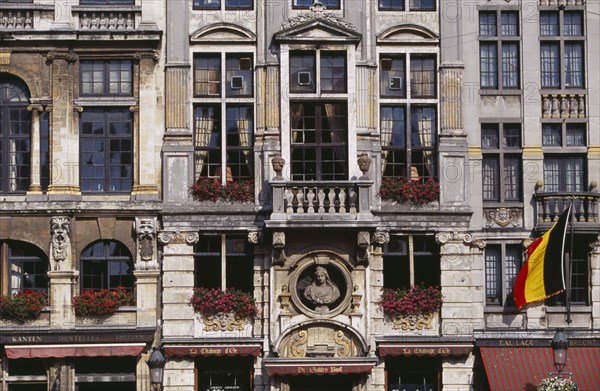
190 177 254 203
378 285 443 319
378 177 440 205
72 288 134 318
0 290 46 323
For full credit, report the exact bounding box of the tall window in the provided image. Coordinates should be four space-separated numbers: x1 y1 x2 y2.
80 0 134 4
80 109 133 193
540 10 584 88
481 123 522 202
542 122 586 192
0 241 49 296
79 60 134 194
194 235 254 293
80 240 134 293
383 235 440 289
0 76 31 194
289 50 348 181
193 53 254 185
485 243 522 306
380 53 437 180
479 10 520 89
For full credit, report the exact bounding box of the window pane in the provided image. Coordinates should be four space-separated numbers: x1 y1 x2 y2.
193 0 221 8
194 105 221 178
540 43 560 88
480 43 498 88
381 106 406 178
564 43 584 88
410 56 435 97
226 55 253 97
485 245 502 304
479 12 497 36
379 0 404 10
505 245 522 306
503 124 521 148
320 52 346 93
481 124 499 149
194 55 221 96
542 124 561 146
501 43 519 88
410 107 436 179
9 242 48 294
80 241 133 292
409 0 435 11
500 11 518 36
290 52 316 93
225 106 253 181
225 0 252 9
566 124 585 146
380 56 405 97
540 12 559 36
564 12 583 36
503 155 521 201
482 156 499 201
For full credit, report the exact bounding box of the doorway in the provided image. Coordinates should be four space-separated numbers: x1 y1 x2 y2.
290 375 354 391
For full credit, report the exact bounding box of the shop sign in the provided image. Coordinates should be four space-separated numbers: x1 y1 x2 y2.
203 386 243 391
0 332 153 345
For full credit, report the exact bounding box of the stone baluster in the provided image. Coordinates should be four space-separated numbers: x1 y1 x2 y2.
318 188 326 213
560 95 569 118
349 187 357 214
542 95 551 118
551 95 560 118
285 188 293 214
306 188 315 213
338 188 347 214
569 96 578 118
578 96 585 118
296 188 304 213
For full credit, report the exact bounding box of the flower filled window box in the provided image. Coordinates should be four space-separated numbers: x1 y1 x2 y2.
190 287 258 331
537 376 577 391
379 177 440 205
0 290 47 323
378 284 443 330
190 177 254 203
72 287 134 317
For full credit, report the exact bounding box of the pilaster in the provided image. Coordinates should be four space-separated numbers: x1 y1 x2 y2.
48 271 78 328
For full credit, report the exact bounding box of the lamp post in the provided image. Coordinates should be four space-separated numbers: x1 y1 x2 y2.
551 328 569 376
147 347 166 391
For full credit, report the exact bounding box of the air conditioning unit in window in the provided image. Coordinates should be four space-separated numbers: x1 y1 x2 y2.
389 77 403 90
231 76 244 90
297 71 312 86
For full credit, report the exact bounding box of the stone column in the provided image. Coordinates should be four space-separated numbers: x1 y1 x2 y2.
27 104 43 194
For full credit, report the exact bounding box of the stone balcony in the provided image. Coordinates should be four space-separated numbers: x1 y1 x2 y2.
541 93 586 119
0 3 53 30
533 191 600 231
72 6 141 31
539 0 585 5
268 180 374 227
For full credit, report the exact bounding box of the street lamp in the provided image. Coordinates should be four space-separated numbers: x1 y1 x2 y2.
147 347 167 391
551 328 569 376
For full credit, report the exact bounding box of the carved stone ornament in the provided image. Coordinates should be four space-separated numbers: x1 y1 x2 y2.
202 313 246 332
135 217 158 270
271 155 285 180
281 8 357 32
372 230 390 245
357 231 370 265
484 207 521 228
272 231 286 266
590 238 600 253
391 313 434 331
357 153 372 180
50 216 71 271
435 231 486 249
247 229 263 244
278 324 362 358
46 51 78 63
157 231 199 245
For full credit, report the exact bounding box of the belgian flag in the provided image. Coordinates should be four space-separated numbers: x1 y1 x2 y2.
514 204 572 310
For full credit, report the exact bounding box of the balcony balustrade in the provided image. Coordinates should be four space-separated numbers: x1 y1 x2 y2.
0 10 33 29
73 7 139 31
534 191 599 225
539 0 585 5
541 94 586 119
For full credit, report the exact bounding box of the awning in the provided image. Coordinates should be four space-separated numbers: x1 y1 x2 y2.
5 343 146 359
378 342 473 357
164 344 261 358
481 347 600 391
263 357 378 376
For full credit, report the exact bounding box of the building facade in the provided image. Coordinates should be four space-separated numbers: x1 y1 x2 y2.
0 0 598 390
0 0 164 389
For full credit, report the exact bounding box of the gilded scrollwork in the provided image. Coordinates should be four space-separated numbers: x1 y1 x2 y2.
392 313 434 331
334 330 351 357
290 330 308 358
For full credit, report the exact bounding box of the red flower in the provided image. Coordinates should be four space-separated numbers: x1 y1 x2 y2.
379 177 440 205
0 290 47 322
378 284 443 317
72 287 134 317
190 287 258 320
190 178 254 203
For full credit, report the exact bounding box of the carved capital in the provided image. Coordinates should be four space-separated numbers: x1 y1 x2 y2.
47 51 78 63
129 106 139 113
372 229 389 245
27 104 44 112
248 229 263 244
134 50 160 61
435 231 485 249
73 105 84 113
158 231 199 245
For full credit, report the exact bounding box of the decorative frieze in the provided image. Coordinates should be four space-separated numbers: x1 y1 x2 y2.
391 313 434 331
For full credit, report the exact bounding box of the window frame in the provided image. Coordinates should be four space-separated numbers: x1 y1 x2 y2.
80 60 133 97
382 234 440 289
478 10 521 91
194 234 254 294
192 0 255 10
484 242 522 307
289 50 347 95
79 240 135 294
541 121 587 193
292 0 340 10
481 123 522 203
0 241 49 296
539 9 585 89
79 0 134 4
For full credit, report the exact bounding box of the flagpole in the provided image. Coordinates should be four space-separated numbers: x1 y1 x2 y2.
566 196 574 325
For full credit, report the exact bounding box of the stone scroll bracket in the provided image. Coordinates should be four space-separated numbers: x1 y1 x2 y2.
157 230 199 246
134 217 159 271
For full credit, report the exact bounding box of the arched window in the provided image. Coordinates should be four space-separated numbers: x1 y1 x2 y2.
0 241 49 295
80 240 134 292
0 75 31 194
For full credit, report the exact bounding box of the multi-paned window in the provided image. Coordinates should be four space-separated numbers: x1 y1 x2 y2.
379 0 435 11
0 76 31 194
194 234 254 293
193 0 252 9
383 235 440 289
80 240 134 293
289 50 348 181
79 59 134 194
293 0 340 10
80 0 134 4
80 109 133 193
542 122 587 192
0 241 49 296
481 123 522 202
485 243 522 306
479 10 520 89
193 53 254 185
540 10 585 88
386 357 441 391
380 54 437 180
